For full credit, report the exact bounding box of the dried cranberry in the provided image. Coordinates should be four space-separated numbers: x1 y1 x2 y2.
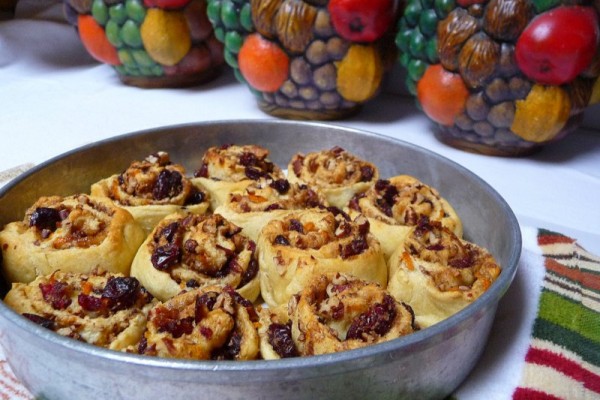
376 198 393 218
449 251 474 269
327 206 350 221
153 170 183 200
186 279 200 288
185 188 205 205
195 292 218 323
346 295 397 341
265 203 283 211
29 207 62 232
357 219 370 236
240 258 259 286
374 179 390 192
330 146 345 155
39 281 72 310
213 330 241 360
348 194 364 211
138 337 148 354
426 243 445 251
292 157 304 176
158 222 180 243
269 179 290 194
335 221 352 238
382 185 399 206
340 238 369 259
151 243 181 270
22 313 56 330
268 322 299 358
288 219 304 233
244 166 266 180
331 302 345 320
194 162 209 178
274 235 290 246
157 314 195 338
102 277 141 311
239 152 258 166
360 166 374 182
78 293 105 312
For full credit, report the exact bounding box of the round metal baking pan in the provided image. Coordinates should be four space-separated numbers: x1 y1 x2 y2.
0 120 521 400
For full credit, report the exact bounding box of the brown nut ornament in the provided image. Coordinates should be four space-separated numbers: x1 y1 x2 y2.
206 0 401 120
396 0 600 156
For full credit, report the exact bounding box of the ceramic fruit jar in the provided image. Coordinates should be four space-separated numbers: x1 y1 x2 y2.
63 0 225 88
396 0 600 156
206 0 400 120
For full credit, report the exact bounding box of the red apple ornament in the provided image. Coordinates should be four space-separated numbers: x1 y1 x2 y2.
328 0 396 42
515 6 599 85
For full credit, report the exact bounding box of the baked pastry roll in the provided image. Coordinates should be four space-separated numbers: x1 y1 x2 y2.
192 144 285 211
287 146 379 209
0 194 145 283
257 208 387 308
138 285 260 360
3 270 155 351
131 213 260 302
348 175 463 259
259 273 416 358
90 151 209 234
387 220 501 328
214 177 328 241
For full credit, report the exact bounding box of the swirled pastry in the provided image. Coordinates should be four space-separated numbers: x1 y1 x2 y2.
348 175 462 259
138 285 260 360
131 213 260 302
259 273 416 358
90 151 210 234
3 270 155 350
257 208 387 308
387 220 501 328
214 177 328 241
287 146 379 209
192 144 285 210
0 194 145 283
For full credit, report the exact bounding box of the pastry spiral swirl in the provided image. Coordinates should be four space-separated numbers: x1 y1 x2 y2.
138 285 260 360
192 144 285 210
131 213 260 302
4 270 155 350
287 146 379 209
257 208 387 308
259 273 416 358
91 151 209 234
387 220 501 328
348 175 462 259
214 177 327 241
0 194 145 283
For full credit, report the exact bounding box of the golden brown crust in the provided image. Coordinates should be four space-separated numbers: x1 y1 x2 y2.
287 273 416 356
287 146 379 208
139 285 260 360
347 175 463 259
131 213 260 302
3 270 156 350
0 194 145 283
214 177 328 241
90 151 209 234
387 221 501 328
257 209 387 308
191 144 285 211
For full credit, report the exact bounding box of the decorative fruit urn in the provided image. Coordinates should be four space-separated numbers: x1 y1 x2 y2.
396 0 600 156
63 0 225 88
206 0 400 120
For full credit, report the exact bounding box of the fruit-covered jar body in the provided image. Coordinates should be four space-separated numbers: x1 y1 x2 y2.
206 0 401 120
396 0 600 156
64 0 225 88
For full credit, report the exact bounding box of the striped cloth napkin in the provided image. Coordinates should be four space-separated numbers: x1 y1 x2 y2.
1 228 599 399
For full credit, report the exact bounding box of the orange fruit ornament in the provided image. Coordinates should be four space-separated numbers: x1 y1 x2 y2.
238 33 290 93
77 15 121 66
417 64 469 127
